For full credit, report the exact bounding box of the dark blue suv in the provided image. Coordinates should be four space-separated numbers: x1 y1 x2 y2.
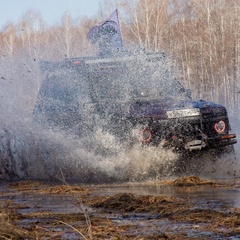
33 52 237 156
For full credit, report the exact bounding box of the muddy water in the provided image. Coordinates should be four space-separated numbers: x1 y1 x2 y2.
94 178 240 208
0 123 239 238
1 175 240 239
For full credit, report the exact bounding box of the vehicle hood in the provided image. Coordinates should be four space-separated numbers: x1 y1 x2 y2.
128 99 226 120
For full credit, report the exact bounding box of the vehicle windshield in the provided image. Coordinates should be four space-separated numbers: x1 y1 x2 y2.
89 59 190 103
40 56 191 107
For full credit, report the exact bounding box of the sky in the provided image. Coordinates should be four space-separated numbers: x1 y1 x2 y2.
0 0 102 30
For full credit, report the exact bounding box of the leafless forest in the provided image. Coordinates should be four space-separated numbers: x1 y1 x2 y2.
0 0 239 122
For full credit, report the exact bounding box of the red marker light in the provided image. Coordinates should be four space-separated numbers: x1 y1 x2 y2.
72 60 81 65
140 129 152 142
214 120 226 134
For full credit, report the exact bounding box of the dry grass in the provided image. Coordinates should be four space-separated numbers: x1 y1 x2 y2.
169 176 217 186
1 176 240 239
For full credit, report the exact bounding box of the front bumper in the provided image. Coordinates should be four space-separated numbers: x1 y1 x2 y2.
185 133 237 151
208 133 237 148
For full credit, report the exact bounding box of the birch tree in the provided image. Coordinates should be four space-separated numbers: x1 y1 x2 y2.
121 0 169 51
53 12 76 58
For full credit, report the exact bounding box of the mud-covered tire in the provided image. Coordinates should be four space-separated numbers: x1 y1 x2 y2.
217 145 235 156
173 145 236 176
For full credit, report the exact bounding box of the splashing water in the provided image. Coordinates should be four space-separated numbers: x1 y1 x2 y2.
1 115 239 183
0 117 180 182
0 52 239 183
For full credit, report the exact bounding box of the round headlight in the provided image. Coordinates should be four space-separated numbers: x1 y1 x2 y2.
140 129 152 142
214 120 226 133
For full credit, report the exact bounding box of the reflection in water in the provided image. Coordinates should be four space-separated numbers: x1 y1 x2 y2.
93 179 240 208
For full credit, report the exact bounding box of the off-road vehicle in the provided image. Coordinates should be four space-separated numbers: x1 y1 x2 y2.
33 52 237 156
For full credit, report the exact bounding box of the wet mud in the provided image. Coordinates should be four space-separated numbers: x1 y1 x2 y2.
0 176 240 239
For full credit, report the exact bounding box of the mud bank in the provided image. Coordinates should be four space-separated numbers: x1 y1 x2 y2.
0 176 240 239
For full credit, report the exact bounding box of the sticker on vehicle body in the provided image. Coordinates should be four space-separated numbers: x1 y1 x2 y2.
166 108 201 118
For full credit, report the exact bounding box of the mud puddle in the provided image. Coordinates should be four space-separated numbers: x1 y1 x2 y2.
0 176 240 239
94 177 240 208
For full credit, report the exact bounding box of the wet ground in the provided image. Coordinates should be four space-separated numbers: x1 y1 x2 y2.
1 176 240 239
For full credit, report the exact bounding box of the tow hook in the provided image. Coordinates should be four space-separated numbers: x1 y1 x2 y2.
185 139 206 151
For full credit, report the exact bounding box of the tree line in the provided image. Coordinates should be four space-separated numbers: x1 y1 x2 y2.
0 0 239 121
